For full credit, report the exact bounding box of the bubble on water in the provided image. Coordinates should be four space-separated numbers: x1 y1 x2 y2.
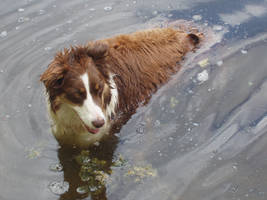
241 49 248 54
133 1 137 4
192 122 199 127
217 60 223 66
66 20 72 24
48 181 69 195
15 26 20 30
18 8 25 12
169 136 174 141
44 47 52 51
28 104 32 108
192 15 202 21
76 186 89 194
39 9 45 15
104 6 113 11
153 10 158 15
27 85 31 89
218 156 222 160
213 25 223 31
88 8 96 11
154 120 160 127
89 186 98 192
136 127 144 134
52 5 57 8
0 31 7 38
232 165 237 170
18 17 24 23
248 81 253 86
197 70 209 83
0 69 4 73
49 163 63 172
5 114 10 119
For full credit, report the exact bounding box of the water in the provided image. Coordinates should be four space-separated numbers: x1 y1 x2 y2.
0 0 267 200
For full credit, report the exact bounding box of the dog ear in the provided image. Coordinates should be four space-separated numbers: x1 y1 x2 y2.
87 41 109 60
187 33 200 45
40 66 68 89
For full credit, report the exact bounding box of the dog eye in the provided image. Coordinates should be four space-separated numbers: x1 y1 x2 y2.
78 88 86 97
53 77 64 88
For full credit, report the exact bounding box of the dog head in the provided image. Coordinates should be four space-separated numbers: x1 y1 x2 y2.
40 41 117 135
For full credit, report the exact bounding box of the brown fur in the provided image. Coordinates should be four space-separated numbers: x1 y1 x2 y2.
40 27 202 146
96 28 201 114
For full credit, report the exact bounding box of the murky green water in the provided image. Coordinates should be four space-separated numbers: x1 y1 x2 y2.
0 0 267 200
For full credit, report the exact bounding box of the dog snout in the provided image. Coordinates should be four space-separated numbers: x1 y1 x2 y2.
92 118 105 128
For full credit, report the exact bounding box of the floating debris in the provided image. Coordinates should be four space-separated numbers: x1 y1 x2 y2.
49 163 63 172
27 85 31 89
216 60 223 66
5 114 10 119
26 148 41 159
198 58 209 67
112 154 128 167
126 165 157 182
241 49 248 54
170 97 179 108
104 6 113 11
0 31 7 38
192 15 202 21
95 170 110 184
48 181 69 195
28 104 32 108
197 70 209 83
15 26 20 30
133 1 137 4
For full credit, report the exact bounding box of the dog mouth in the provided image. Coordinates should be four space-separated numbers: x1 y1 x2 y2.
84 124 99 134
76 113 100 134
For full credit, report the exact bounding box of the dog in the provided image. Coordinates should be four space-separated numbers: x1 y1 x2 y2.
40 27 202 148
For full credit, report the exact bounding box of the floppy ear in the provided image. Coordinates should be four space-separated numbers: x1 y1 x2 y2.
40 65 68 89
87 41 109 59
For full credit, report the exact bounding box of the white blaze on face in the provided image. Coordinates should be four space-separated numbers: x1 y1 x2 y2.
72 73 105 128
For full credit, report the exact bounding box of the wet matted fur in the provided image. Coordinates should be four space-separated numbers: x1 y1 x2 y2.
41 27 202 148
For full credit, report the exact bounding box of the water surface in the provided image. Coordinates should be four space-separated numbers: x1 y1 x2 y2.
0 0 267 200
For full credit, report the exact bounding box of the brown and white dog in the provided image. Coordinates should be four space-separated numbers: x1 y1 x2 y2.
40 27 201 147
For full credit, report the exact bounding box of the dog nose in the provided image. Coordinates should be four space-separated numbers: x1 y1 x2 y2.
92 118 105 128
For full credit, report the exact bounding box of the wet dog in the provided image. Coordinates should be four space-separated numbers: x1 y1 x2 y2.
40 27 201 147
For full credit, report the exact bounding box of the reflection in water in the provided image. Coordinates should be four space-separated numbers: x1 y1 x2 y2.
58 135 118 200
